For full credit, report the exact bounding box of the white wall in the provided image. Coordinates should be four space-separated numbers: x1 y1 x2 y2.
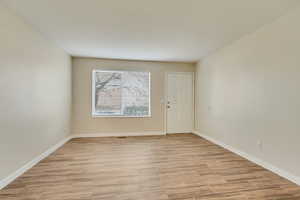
195 6 300 179
0 4 71 181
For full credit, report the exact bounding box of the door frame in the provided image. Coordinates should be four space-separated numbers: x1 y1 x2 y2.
164 72 195 134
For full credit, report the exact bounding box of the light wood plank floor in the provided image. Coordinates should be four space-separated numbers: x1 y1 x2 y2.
1 134 300 200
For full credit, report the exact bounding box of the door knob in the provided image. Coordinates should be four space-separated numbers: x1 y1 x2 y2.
167 105 171 109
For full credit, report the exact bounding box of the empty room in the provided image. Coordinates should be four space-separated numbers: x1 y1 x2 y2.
1 0 300 199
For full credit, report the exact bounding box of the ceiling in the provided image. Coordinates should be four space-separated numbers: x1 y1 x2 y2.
1 0 299 62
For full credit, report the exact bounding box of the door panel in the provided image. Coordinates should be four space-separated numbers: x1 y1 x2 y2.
167 73 194 133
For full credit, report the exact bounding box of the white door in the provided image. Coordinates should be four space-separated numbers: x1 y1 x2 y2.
166 72 194 133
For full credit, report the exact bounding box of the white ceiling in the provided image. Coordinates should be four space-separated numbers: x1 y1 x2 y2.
1 0 299 62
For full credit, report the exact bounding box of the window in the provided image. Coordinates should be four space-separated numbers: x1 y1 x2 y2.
92 70 151 117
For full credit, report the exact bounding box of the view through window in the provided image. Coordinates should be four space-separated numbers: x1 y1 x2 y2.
92 70 150 117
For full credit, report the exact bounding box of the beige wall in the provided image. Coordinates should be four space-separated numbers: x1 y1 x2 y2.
72 58 195 135
0 4 71 180
195 6 300 178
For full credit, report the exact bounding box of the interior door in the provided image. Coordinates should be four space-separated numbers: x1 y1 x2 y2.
166 72 194 134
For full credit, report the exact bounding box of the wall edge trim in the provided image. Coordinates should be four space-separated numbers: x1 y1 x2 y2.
71 131 166 138
0 131 166 190
192 130 300 186
0 136 72 190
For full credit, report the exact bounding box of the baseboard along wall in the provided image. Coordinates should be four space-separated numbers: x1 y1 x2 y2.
0 136 72 190
1 130 299 190
72 131 166 138
0 131 165 190
192 130 300 186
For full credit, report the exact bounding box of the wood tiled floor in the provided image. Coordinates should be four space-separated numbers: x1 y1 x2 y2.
1 133 300 200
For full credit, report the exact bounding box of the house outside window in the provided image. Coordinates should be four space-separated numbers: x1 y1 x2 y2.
92 70 151 117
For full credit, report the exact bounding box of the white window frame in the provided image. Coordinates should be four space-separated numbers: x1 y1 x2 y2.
92 69 151 118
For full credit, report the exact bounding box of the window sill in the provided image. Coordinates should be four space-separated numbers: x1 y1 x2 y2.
91 114 152 118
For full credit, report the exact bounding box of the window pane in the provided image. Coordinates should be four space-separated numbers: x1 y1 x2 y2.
93 71 150 117
122 72 150 116
94 72 122 115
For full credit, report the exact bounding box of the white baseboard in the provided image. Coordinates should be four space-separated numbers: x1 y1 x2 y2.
0 131 168 190
72 131 166 138
166 131 193 134
192 130 300 186
0 131 167 190
5 130 297 191
0 136 72 190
